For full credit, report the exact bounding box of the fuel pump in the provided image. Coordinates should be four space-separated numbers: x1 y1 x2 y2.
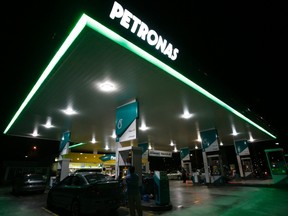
207 154 224 184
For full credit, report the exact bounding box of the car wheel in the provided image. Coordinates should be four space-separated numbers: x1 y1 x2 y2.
71 200 80 216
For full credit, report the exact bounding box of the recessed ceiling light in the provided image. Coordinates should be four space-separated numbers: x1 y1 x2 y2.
31 129 39 137
43 123 54 128
43 117 54 128
111 130 116 138
32 131 39 137
62 107 77 115
99 81 116 92
173 146 178 152
181 112 193 119
139 124 149 131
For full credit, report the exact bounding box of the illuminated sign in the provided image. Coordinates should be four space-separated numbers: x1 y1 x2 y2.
109 1 179 61
149 150 172 157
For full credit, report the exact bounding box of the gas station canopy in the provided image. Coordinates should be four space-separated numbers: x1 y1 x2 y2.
3 13 276 154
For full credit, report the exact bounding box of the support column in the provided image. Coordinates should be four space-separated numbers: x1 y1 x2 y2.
57 158 70 181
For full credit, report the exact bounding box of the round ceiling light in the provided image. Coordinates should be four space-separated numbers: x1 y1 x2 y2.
99 81 116 92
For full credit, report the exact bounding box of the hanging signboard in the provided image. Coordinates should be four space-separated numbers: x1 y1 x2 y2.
59 131 70 155
200 128 219 152
234 140 250 156
149 150 172 158
180 147 190 161
116 99 138 142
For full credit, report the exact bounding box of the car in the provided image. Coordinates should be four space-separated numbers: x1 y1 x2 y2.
12 173 47 195
167 171 182 180
73 168 103 173
47 172 121 216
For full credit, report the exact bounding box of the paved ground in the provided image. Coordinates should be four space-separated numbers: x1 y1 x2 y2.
0 180 287 216
148 181 288 216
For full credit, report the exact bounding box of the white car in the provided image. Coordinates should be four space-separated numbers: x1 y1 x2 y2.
167 171 182 180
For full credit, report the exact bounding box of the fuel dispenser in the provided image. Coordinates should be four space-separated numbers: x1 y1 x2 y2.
118 166 129 180
240 157 253 178
116 146 142 180
153 171 170 206
207 154 224 184
265 148 288 185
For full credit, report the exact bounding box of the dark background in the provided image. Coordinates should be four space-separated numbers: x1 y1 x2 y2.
1 0 287 161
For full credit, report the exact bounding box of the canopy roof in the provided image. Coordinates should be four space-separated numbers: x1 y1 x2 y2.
4 14 276 154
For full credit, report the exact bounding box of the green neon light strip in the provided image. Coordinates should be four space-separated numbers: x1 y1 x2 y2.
4 13 276 140
85 15 276 139
264 148 283 153
3 15 87 134
69 142 86 148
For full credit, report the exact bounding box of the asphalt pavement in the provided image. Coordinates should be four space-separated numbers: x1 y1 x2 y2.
0 179 287 216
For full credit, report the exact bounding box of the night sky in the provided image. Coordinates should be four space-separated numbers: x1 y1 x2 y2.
1 0 287 158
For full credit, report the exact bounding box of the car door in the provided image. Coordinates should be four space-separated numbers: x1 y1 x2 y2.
50 176 72 208
59 176 85 209
51 176 83 209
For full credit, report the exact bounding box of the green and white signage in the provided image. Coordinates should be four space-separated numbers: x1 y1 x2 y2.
234 140 250 156
116 99 139 142
200 128 219 152
180 147 190 161
99 153 116 162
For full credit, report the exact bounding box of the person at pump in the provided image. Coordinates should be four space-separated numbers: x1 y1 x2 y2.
181 167 187 183
124 166 143 216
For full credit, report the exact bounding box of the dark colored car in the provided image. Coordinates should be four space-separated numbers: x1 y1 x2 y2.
74 168 103 173
12 173 47 195
47 172 121 216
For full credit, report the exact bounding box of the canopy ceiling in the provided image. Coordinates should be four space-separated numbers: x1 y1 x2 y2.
4 14 276 154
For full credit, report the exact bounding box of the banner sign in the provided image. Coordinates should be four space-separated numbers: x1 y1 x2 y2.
234 140 250 156
149 150 172 158
59 131 70 153
116 99 138 142
180 147 190 161
200 128 219 152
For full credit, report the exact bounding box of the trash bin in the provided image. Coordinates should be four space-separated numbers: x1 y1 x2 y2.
193 172 199 183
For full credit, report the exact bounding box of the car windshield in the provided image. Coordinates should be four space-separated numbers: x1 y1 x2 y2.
84 173 110 184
